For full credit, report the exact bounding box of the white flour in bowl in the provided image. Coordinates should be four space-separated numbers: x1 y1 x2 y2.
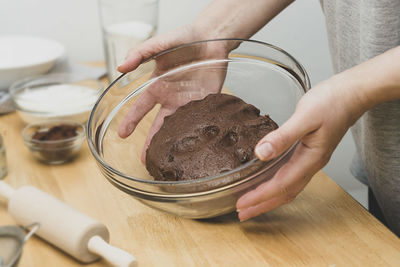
13 84 99 123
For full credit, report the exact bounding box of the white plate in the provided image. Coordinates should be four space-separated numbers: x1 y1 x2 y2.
0 36 65 90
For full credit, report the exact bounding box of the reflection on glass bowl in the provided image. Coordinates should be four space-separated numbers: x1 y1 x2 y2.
87 39 310 218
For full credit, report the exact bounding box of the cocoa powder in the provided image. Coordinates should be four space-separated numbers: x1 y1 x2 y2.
32 125 78 141
32 124 80 164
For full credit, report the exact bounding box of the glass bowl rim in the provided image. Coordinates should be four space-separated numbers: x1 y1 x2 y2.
22 120 85 145
87 38 310 186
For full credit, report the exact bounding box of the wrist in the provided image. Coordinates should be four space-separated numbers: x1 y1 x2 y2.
188 20 238 55
325 73 369 127
325 46 400 126
191 1 245 40
190 11 239 41
333 46 400 113
191 0 294 41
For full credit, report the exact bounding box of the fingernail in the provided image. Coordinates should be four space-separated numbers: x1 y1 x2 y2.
239 216 249 223
125 122 135 135
237 209 249 222
255 142 274 160
236 209 241 212
117 65 125 73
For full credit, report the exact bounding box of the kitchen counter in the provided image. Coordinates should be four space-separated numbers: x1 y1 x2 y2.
1 111 400 266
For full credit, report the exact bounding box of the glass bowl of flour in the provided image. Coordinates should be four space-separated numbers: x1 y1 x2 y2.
10 73 104 124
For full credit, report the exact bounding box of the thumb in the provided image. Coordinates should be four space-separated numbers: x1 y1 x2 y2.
255 110 320 161
117 36 165 73
117 26 192 73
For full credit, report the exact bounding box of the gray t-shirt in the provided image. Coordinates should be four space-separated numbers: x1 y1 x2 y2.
320 0 400 235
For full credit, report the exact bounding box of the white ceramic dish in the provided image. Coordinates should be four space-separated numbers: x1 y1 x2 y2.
0 36 65 90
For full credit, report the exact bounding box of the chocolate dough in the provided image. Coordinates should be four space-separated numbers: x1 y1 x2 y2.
146 93 278 181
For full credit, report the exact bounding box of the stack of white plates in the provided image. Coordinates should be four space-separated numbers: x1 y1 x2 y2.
0 36 65 90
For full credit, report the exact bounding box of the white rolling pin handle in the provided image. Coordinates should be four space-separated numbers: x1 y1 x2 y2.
0 181 15 200
88 235 137 267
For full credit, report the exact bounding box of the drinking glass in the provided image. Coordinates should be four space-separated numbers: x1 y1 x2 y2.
98 0 159 81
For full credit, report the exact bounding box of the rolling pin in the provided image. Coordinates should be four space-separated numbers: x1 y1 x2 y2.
0 181 137 267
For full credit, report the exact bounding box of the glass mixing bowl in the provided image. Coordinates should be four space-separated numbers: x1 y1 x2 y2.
87 39 310 218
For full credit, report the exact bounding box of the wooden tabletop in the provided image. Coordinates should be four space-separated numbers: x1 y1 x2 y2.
1 111 400 266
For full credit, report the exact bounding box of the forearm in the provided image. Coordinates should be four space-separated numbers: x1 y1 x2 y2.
328 46 400 124
118 0 293 72
192 0 294 39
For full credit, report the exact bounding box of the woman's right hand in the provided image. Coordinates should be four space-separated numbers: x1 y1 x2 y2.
117 24 230 163
117 0 295 163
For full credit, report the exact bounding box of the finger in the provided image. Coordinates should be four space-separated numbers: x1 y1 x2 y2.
117 50 143 74
236 142 324 212
118 91 156 138
255 106 321 161
237 172 312 222
237 195 282 222
140 107 176 164
117 38 160 73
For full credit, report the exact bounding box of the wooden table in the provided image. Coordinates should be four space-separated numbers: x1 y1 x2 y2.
1 111 400 266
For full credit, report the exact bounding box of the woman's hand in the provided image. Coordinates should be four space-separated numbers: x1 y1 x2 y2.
236 45 400 222
236 76 365 221
117 0 294 162
117 25 230 163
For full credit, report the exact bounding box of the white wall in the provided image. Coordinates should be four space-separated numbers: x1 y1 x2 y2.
0 0 103 62
0 0 366 205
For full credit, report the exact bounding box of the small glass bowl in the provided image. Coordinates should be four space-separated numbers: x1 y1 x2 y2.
22 120 85 164
10 73 104 124
87 38 310 218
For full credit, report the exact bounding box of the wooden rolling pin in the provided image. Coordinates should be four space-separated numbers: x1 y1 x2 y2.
0 181 137 267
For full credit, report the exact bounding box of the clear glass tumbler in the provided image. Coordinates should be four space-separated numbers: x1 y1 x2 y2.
98 0 159 81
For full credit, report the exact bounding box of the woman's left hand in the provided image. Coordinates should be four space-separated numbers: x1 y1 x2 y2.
236 75 365 221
